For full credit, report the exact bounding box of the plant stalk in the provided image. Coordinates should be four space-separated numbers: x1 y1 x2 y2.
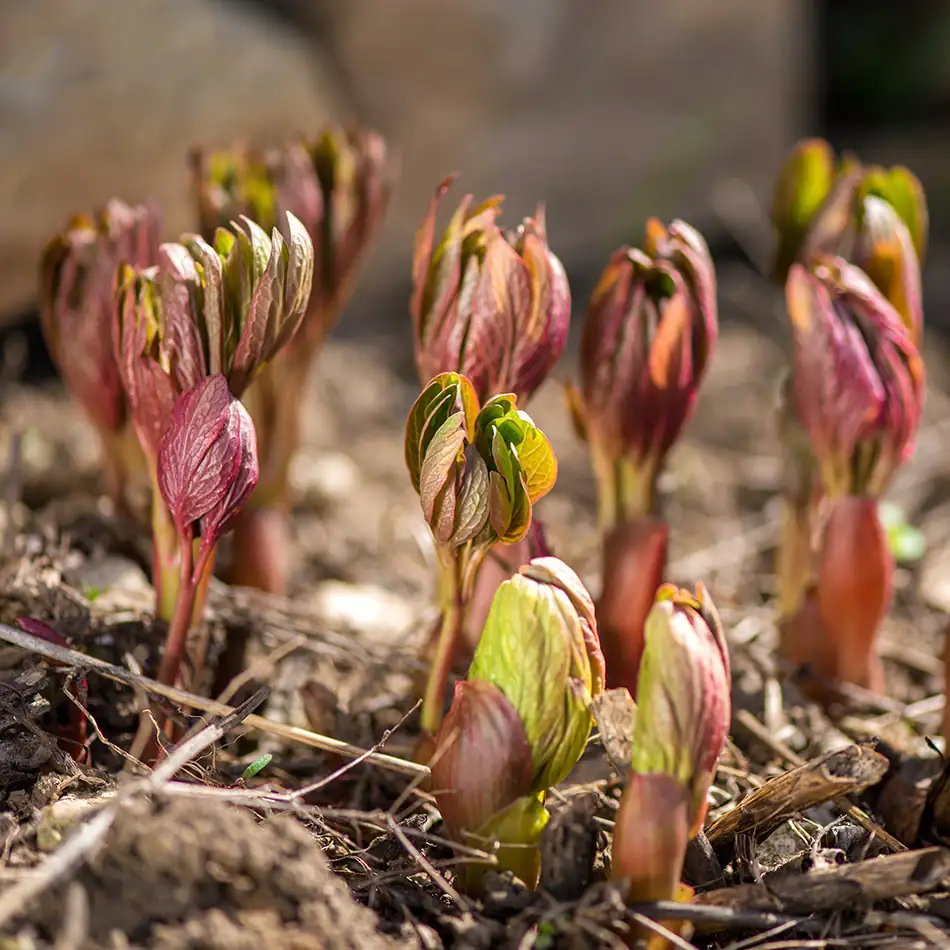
815 495 890 693
420 556 464 743
598 516 669 696
228 352 307 594
151 482 182 623
592 446 660 530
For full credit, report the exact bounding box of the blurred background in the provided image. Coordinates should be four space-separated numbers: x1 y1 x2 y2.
2 0 950 374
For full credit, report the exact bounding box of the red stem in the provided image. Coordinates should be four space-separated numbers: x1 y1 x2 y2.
815 496 890 693
597 516 669 697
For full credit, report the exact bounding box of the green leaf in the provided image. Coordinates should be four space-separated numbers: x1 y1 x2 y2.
419 410 466 530
879 501 926 563
474 399 557 543
470 573 593 792
450 445 490 546
405 374 469 491
241 753 272 782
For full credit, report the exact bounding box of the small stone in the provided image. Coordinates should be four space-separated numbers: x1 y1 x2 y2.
68 555 153 615
308 581 415 646
290 450 360 507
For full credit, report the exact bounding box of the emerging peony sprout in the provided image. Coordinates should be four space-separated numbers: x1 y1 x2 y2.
410 175 571 663
39 199 161 510
780 259 924 695
156 375 258 689
612 584 731 942
568 220 717 695
405 373 557 747
411 175 570 404
115 213 312 624
771 143 928 674
431 557 604 892
190 127 395 594
771 138 927 340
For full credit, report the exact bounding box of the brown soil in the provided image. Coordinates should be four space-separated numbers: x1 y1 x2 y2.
31 797 404 950
1 270 950 947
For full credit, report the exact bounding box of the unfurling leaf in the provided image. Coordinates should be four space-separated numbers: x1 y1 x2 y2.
191 126 395 348
157 375 259 550
411 176 570 404
786 258 924 499
405 375 554 552
573 220 717 526
40 199 161 435
474 396 557 544
115 214 314 463
771 138 927 340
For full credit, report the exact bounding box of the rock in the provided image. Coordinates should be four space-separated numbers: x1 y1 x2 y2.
3 0 807 332
324 0 808 314
67 555 153 615
0 0 341 321
308 580 415 646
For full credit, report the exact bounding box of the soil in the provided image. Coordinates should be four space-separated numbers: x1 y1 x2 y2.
0 267 950 948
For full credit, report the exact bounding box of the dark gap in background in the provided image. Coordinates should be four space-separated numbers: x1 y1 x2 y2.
816 0 950 136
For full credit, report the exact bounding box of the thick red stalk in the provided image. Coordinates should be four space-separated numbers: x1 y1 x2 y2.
815 495 890 693
228 506 290 595
612 772 691 948
598 517 669 697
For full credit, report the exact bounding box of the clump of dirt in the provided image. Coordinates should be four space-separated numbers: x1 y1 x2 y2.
30 797 412 950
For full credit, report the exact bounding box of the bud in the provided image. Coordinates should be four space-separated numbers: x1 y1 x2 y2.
405 374 557 552
468 558 603 794
786 258 924 500
157 374 259 553
40 199 161 436
411 176 570 404
771 138 836 285
191 126 394 347
569 218 717 526
154 375 258 691
115 213 313 462
431 557 603 891
431 679 534 837
631 584 731 836
771 139 927 339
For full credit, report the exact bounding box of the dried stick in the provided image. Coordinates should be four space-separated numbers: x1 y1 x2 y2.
0 623 428 780
0 693 261 930
706 744 889 849
697 846 950 913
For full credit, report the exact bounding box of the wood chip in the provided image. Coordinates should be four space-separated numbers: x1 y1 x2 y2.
706 744 889 848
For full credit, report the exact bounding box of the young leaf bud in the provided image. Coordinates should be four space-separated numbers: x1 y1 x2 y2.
631 584 731 836
411 176 570 404
157 374 259 552
786 258 924 500
572 219 717 526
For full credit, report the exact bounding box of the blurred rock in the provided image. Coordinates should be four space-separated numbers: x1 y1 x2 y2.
0 0 341 321
323 0 808 324
1 0 808 331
